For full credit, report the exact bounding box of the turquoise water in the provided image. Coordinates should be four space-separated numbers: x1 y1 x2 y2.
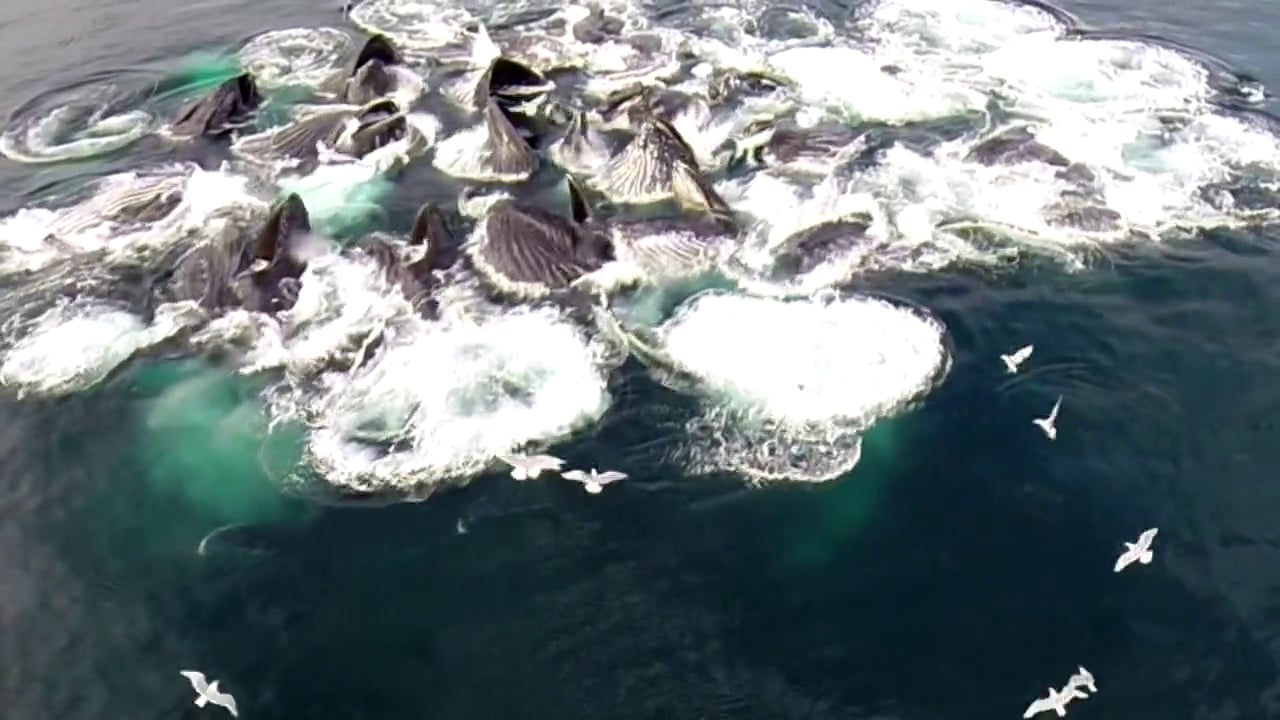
3 1 1280 719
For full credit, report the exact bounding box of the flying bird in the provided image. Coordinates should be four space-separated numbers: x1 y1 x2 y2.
1023 686 1079 718
497 453 565 480
179 670 239 717
1001 343 1034 374
1033 395 1062 441
1067 665 1096 694
561 467 628 494
1113 527 1159 573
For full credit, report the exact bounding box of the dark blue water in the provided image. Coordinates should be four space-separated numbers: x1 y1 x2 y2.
4 1 1280 719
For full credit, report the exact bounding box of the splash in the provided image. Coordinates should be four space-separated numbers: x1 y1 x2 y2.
291 304 617 496
627 289 950 482
0 299 205 399
238 27 354 91
0 70 158 164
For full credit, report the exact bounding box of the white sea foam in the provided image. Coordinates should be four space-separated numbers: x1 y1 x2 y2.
0 299 205 398
289 304 616 495
633 289 949 482
348 0 475 58
238 28 354 91
0 164 264 274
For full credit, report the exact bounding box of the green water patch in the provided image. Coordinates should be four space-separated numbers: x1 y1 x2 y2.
775 416 912 571
130 358 311 531
152 50 243 104
278 175 394 241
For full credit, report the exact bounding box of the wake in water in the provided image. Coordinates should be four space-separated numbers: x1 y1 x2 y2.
0 0 1275 492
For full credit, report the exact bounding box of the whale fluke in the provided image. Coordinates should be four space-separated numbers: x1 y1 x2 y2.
170 73 262 137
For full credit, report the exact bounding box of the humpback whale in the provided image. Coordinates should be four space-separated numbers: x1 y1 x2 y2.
596 113 715 206
767 216 879 281
966 125 1071 168
464 177 615 299
547 109 615 175
728 117 862 174
342 34 422 108
238 98 412 165
169 73 262 138
432 98 539 182
152 193 312 314
361 203 460 315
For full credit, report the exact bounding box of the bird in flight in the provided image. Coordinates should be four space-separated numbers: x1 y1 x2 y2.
1001 343 1034 374
1033 395 1062 441
179 670 239 717
497 453 565 481
561 467 628 494
1113 527 1159 573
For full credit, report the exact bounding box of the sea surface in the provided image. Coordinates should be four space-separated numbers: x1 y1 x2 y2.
3 1 1280 719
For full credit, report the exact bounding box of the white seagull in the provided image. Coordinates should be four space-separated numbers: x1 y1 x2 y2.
1067 665 1097 694
1022 686 1078 718
179 670 239 717
497 453 565 481
561 467 628 494
1033 395 1063 441
1001 344 1034 374
1113 527 1159 573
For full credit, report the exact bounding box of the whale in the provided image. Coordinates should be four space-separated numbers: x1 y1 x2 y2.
595 112 716 206
463 177 616 299
360 203 461 316
342 34 423 108
169 73 262 138
152 193 312 314
239 97 412 166
431 97 539 182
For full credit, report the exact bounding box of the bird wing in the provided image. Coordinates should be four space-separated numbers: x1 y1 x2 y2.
210 687 238 716
1023 696 1049 718
1050 395 1062 418
1139 527 1158 545
1016 344 1034 362
596 470 628 483
179 670 207 693
530 454 564 468
1113 550 1133 572
562 470 589 482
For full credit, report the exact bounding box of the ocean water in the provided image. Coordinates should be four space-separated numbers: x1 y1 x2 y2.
2 1 1280 719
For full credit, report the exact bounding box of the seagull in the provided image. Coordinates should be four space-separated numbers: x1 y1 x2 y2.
1022 686 1076 718
1033 395 1062 441
1067 665 1097 694
1113 527 1159 573
1001 344 1034 374
561 467 628 494
497 453 565 481
179 670 239 717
